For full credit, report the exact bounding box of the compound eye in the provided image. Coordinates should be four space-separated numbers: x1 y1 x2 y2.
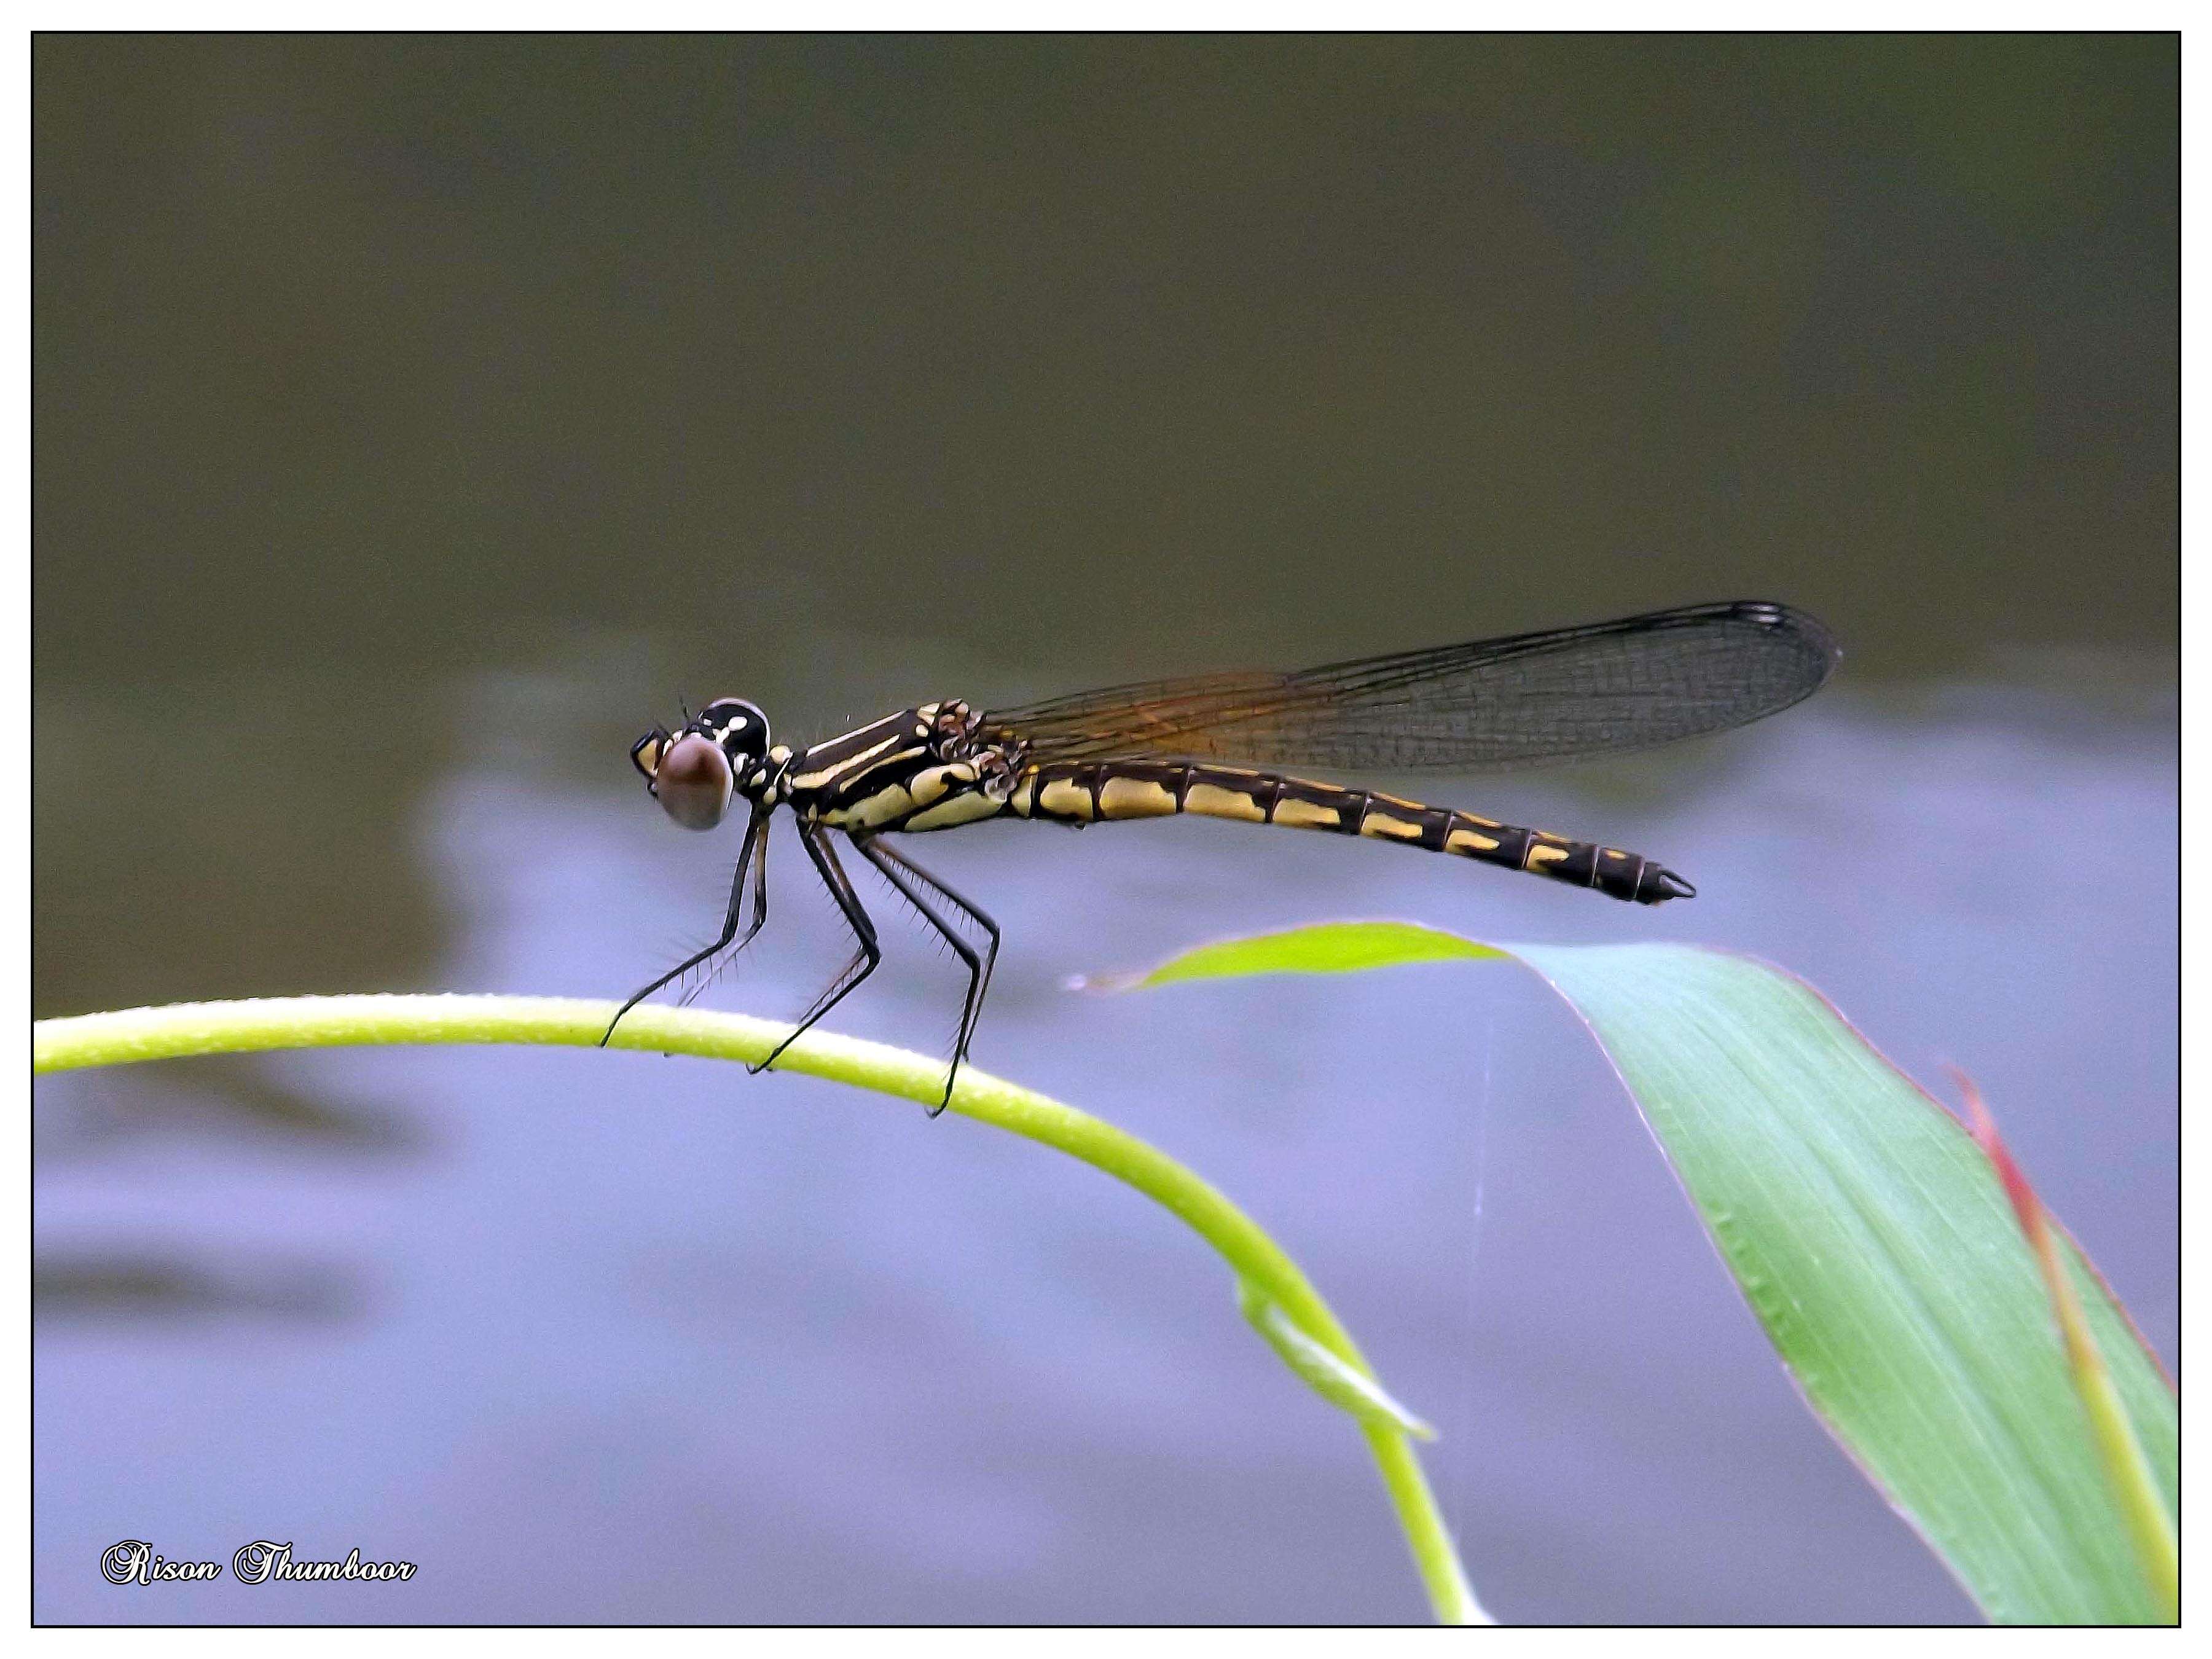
653 734 733 831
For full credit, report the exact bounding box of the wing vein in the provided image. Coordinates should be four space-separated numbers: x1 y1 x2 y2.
982 601 1838 772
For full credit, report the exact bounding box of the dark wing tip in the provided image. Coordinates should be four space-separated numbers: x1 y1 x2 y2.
1725 600 1843 676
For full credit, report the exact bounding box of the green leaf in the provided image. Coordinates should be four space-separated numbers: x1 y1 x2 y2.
1131 920 1505 987
1960 1073 2177 1620
1129 927 2178 1624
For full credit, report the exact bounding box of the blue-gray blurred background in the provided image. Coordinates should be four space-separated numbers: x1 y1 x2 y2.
34 36 2175 1624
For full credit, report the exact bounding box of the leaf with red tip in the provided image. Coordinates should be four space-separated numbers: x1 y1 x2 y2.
1124 925 2178 1623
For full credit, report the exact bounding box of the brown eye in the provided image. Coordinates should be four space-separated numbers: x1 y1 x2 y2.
653 734 732 831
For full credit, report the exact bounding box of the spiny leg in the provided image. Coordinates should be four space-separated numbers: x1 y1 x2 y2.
853 834 999 1115
678 810 771 1008
752 823 882 1077
864 835 1003 1019
602 807 771 1046
855 836 1000 1113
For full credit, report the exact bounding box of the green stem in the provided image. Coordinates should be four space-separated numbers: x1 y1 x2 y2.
34 994 1485 1625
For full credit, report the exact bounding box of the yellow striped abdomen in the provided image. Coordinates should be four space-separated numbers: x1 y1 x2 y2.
1008 759 1692 904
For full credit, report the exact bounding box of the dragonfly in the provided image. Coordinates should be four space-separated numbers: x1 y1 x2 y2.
608 599 1838 1112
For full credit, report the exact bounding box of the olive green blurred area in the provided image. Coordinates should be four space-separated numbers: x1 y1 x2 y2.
33 35 2176 1019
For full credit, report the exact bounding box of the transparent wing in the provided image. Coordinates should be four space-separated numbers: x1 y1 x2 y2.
982 600 1838 771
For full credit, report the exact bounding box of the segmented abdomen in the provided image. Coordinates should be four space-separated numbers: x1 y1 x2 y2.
1006 759 1690 904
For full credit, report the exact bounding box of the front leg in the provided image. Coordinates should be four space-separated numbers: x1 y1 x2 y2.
680 804 772 1008
603 806 771 1045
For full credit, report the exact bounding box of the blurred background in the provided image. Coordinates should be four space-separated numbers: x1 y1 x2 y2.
34 36 2175 1624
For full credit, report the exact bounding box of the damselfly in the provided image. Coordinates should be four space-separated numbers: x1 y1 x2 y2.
610 600 1838 1110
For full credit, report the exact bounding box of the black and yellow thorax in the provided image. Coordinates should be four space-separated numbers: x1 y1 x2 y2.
781 702 1022 834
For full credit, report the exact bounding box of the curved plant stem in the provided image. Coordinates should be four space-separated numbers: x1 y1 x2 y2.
34 994 1484 1625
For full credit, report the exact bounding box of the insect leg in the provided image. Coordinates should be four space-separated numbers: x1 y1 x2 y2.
602 807 771 1046
853 836 1004 1110
679 808 771 1007
751 823 882 1076
852 834 999 1116
862 836 1002 1008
